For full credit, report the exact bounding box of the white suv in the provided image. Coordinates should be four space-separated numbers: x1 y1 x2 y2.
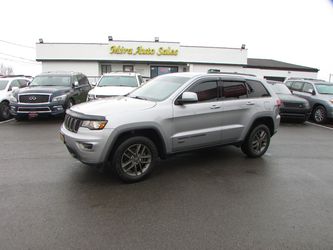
0 76 30 120
87 72 144 101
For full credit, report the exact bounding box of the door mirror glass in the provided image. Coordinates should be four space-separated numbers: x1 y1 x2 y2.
311 89 316 95
177 92 198 105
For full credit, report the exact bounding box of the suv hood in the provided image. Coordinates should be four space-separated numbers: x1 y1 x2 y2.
71 96 156 116
17 86 71 95
89 86 136 96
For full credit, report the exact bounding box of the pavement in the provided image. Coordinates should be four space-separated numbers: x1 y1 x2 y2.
0 118 333 249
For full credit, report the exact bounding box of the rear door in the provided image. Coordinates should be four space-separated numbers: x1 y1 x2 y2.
172 77 223 152
219 79 252 143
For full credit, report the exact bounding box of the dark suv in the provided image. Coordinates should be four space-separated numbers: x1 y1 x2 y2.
10 72 91 120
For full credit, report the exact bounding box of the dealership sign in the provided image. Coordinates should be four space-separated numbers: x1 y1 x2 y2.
110 45 178 56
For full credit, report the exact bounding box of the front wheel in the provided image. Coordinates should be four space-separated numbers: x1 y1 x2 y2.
112 136 158 183
0 102 11 121
312 105 327 124
241 124 271 158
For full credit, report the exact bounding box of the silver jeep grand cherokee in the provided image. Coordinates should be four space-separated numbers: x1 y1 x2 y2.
60 72 280 182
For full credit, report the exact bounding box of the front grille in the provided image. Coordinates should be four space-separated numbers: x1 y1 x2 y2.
64 114 82 133
19 94 50 103
18 107 51 113
283 102 303 108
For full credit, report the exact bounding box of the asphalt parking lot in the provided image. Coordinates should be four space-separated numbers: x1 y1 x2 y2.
0 119 333 249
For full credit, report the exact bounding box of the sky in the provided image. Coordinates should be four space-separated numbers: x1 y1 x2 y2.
0 0 332 80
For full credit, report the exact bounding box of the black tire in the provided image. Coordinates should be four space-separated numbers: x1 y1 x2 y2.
312 105 327 124
241 124 271 158
0 101 11 121
112 136 158 183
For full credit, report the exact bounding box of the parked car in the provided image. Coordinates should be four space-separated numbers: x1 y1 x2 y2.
87 72 144 101
268 81 310 122
9 72 91 120
284 78 333 123
60 72 281 182
0 76 30 120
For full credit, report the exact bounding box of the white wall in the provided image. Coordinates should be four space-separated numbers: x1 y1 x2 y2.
42 61 99 76
190 64 244 73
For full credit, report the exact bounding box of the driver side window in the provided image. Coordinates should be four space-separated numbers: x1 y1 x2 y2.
187 81 218 102
302 83 314 93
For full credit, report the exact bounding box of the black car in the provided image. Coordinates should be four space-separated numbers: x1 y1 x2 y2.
9 72 91 120
269 82 310 122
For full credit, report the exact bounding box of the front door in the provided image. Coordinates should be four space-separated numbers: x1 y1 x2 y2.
172 78 223 152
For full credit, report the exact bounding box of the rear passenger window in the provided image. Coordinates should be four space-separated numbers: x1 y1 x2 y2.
221 81 247 99
246 80 270 98
291 81 304 91
188 81 218 102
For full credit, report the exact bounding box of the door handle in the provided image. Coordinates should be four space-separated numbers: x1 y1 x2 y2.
210 105 221 109
246 102 255 106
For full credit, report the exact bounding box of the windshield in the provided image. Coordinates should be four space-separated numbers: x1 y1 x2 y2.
30 76 71 87
98 76 138 87
271 84 292 95
128 75 191 101
315 84 333 95
0 80 9 90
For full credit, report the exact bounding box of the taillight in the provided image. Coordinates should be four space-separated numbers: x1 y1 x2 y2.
276 99 282 107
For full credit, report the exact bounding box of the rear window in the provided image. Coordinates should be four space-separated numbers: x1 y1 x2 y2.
98 76 138 87
247 80 270 98
221 81 247 99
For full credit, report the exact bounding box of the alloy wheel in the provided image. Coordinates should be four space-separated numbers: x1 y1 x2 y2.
251 129 268 155
314 108 325 123
120 144 152 177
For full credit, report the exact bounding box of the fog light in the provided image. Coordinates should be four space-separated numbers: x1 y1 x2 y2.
53 106 64 111
78 142 93 150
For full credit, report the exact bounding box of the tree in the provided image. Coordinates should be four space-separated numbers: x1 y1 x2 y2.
0 64 13 76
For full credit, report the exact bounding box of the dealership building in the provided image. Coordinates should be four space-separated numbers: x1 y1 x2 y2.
36 39 319 82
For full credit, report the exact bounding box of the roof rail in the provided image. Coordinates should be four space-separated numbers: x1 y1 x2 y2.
207 69 257 77
0 74 33 78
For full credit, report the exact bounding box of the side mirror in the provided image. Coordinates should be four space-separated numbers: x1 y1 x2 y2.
73 81 79 88
311 89 316 95
91 82 97 87
176 92 198 105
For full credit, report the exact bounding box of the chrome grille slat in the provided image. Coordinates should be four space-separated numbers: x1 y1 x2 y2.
64 114 82 133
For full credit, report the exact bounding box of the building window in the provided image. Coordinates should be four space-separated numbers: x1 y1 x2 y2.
150 66 178 78
101 64 112 75
123 65 134 72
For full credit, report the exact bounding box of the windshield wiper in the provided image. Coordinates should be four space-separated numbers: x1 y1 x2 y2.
131 95 148 100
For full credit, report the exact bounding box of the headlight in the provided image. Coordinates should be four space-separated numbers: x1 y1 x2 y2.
81 120 108 130
9 95 17 103
87 94 96 101
52 94 67 102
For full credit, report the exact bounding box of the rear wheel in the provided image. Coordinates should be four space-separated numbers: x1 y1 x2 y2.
241 124 271 158
112 136 158 183
312 105 327 124
0 102 11 121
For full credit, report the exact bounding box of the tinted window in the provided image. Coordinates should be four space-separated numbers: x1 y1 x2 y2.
302 83 314 93
78 75 89 86
291 81 304 91
247 80 270 98
18 79 29 88
221 81 247 99
285 81 293 88
188 81 218 102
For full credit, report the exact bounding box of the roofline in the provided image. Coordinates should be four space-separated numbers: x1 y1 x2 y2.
35 58 247 67
244 65 319 73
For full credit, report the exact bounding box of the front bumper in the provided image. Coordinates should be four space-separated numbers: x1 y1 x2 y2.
10 102 66 117
60 124 113 165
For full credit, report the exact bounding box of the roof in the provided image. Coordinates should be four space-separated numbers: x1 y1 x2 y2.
247 58 319 73
39 71 82 76
102 72 141 76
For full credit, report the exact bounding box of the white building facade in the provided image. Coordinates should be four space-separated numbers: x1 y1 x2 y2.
36 40 318 81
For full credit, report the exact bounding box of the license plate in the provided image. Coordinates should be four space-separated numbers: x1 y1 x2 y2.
59 133 65 143
28 112 38 118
